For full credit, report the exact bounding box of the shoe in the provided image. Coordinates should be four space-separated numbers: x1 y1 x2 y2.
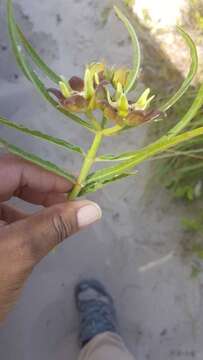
75 279 119 348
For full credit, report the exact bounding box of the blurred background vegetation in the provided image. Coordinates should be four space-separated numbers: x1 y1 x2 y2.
119 0 203 273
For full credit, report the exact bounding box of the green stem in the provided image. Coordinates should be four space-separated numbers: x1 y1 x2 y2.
86 111 101 131
101 115 108 129
102 124 123 136
68 132 103 199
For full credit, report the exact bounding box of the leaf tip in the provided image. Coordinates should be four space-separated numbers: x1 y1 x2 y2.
113 5 123 19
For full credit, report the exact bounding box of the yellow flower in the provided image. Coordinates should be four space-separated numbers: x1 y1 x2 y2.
47 63 161 128
59 81 71 98
117 93 129 117
84 68 95 100
113 68 129 88
132 88 155 111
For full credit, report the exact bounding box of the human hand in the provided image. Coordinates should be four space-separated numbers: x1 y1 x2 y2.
0 154 101 322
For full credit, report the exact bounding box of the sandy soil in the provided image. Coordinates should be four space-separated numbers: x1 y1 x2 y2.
0 1 203 359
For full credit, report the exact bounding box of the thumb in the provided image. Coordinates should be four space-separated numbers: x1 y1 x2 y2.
7 201 102 266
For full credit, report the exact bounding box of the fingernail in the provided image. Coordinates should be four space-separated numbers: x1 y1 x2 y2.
77 202 102 228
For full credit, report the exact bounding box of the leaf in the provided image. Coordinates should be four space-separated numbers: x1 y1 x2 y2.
0 137 76 183
87 126 203 185
16 25 61 84
7 0 30 81
160 27 198 112
0 116 84 155
79 172 135 196
177 162 203 174
7 0 94 131
114 6 141 94
182 218 201 232
97 151 138 162
168 83 203 137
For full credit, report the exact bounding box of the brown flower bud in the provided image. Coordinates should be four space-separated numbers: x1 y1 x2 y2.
69 76 84 92
62 95 88 112
47 88 66 102
125 109 162 126
145 110 163 121
103 104 123 125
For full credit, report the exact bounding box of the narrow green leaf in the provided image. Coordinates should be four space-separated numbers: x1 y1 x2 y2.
97 151 138 162
168 83 203 137
87 126 203 184
7 0 30 81
114 6 141 94
0 137 76 183
16 25 61 84
0 116 84 155
79 172 135 196
177 162 203 174
7 0 94 131
160 27 198 112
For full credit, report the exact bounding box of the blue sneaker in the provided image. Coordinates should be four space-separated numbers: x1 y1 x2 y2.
75 279 119 348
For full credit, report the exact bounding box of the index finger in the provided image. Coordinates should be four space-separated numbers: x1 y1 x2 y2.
0 154 73 202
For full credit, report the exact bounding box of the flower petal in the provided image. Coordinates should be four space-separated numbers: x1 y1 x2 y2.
113 68 129 87
118 93 129 117
84 68 95 100
103 104 124 125
59 81 71 98
133 88 155 110
89 62 105 76
62 95 88 112
47 88 65 101
98 71 105 82
104 67 114 82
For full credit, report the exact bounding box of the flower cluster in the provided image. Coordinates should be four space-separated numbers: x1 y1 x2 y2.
48 62 161 127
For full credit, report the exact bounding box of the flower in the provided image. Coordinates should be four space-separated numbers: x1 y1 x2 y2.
112 68 129 88
48 62 161 127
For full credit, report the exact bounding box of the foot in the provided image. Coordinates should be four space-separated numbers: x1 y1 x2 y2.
75 279 119 348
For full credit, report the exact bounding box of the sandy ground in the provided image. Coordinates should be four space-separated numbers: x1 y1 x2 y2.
0 1 203 359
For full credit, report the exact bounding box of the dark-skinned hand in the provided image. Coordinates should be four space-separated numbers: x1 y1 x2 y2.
0 154 101 322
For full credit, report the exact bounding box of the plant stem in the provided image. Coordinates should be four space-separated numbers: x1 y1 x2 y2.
86 110 101 131
102 124 123 136
68 132 103 199
101 115 108 129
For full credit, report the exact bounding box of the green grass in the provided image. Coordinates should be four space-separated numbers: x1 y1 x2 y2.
154 88 203 201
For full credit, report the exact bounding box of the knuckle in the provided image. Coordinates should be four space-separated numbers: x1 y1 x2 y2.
50 208 76 244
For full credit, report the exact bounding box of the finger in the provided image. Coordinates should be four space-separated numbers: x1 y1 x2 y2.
16 188 67 207
0 154 72 203
0 203 28 223
5 201 102 266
